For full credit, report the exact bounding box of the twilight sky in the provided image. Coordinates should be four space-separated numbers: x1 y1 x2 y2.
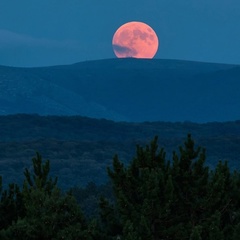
0 0 240 67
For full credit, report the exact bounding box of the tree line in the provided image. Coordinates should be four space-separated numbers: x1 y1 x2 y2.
1 135 240 239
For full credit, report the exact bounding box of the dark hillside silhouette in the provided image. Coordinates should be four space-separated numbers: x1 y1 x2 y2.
0 58 239 122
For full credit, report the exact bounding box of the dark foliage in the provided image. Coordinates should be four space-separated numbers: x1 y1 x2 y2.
1 135 240 239
0 114 240 190
99 135 240 239
0 153 96 240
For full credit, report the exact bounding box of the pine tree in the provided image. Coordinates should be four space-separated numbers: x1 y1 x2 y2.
99 196 122 239
23 152 57 194
106 137 180 239
0 180 24 230
0 153 93 240
233 222 240 240
105 135 237 239
123 220 140 240
189 225 202 240
208 211 224 240
169 134 209 237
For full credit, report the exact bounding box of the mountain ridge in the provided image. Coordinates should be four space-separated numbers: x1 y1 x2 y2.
0 58 239 122
1 58 237 68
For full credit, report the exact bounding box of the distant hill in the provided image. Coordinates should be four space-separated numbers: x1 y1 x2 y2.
0 58 239 122
0 114 240 190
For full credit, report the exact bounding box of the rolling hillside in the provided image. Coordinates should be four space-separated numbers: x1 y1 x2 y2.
0 114 240 190
0 58 239 122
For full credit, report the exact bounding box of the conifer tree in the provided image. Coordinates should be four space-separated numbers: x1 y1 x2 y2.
189 225 202 240
99 196 122 239
233 223 240 240
0 153 93 240
23 152 57 194
208 211 224 240
104 135 240 239
171 135 209 228
0 179 24 230
123 220 140 240
106 137 179 239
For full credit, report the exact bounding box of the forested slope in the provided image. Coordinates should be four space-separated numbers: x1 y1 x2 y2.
0 114 240 190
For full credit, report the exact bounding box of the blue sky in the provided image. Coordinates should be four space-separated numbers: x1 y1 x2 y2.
0 0 240 67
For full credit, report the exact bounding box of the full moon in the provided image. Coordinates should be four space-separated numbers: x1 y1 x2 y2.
112 21 159 59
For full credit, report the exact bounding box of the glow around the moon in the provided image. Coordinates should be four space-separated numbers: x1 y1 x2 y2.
112 21 159 59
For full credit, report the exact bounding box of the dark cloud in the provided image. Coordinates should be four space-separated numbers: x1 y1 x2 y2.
113 44 138 57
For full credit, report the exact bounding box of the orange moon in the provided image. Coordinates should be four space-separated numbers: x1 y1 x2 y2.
112 21 159 59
